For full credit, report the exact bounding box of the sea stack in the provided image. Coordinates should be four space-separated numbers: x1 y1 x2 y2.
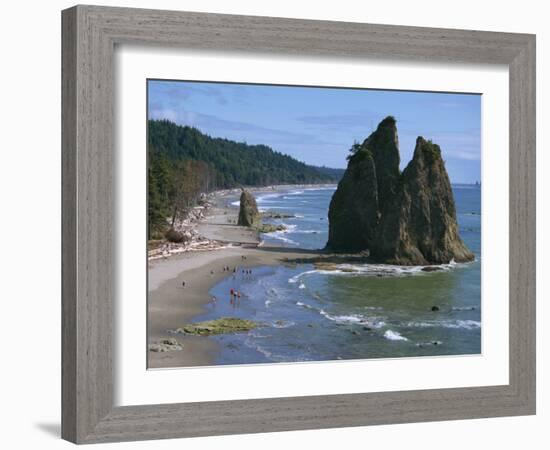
326 117 474 265
237 189 260 227
327 116 399 252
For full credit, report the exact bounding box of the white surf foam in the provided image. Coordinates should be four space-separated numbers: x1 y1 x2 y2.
292 229 320 234
295 301 387 329
384 330 408 341
288 270 319 283
262 224 299 245
320 310 364 324
256 192 282 203
304 186 337 191
263 232 299 246
405 319 481 330
295 301 314 309
287 259 470 282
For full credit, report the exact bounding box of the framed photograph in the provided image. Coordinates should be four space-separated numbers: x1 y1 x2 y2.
62 5 536 444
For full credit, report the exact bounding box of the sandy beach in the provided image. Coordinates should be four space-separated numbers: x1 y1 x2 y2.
147 186 322 368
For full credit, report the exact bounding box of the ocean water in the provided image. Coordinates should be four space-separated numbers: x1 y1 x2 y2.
201 185 481 365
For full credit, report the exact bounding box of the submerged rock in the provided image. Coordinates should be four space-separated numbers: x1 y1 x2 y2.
256 223 286 233
326 117 474 265
237 189 260 227
262 211 295 219
175 317 258 336
416 340 443 348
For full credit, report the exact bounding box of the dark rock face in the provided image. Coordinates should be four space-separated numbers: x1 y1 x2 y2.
165 228 186 243
366 116 401 209
327 117 398 253
327 147 379 252
237 189 260 227
327 118 474 265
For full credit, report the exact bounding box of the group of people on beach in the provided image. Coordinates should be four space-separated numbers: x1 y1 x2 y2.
229 288 242 305
181 255 254 307
221 264 253 280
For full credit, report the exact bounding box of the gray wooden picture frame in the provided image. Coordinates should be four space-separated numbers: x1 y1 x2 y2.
61 4 536 444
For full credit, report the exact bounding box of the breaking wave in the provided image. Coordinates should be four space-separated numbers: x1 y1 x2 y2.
404 319 481 330
262 232 299 246
384 330 408 341
295 301 386 328
287 259 467 283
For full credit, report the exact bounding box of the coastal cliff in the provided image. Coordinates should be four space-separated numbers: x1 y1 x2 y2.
237 189 261 227
327 117 474 265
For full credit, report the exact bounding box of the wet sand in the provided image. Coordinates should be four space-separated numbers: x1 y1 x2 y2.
148 188 321 368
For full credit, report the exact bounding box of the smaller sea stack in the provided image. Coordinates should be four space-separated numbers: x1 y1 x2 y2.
237 189 260 227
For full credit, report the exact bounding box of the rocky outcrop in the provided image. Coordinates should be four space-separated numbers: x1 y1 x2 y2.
148 338 183 352
327 117 398 252
172 318 259 336
237 189 260 227
327 117 474 265
326 138 380 252
165 228 187 243
372 137 474 264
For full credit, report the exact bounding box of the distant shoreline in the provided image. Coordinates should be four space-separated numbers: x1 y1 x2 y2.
147 183 336 261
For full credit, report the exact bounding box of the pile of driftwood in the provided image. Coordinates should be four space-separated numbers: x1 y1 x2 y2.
148 236 227 261
148 202 227 261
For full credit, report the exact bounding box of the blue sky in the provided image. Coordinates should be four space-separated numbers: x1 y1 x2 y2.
148 80 481 183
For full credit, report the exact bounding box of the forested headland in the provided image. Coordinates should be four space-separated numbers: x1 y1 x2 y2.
148 119 343 238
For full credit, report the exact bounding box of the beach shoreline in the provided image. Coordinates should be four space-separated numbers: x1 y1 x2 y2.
147 184 326 368
147 183 481 368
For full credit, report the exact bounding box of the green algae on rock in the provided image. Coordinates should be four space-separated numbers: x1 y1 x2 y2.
175 317 259 336
256 223 287 233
